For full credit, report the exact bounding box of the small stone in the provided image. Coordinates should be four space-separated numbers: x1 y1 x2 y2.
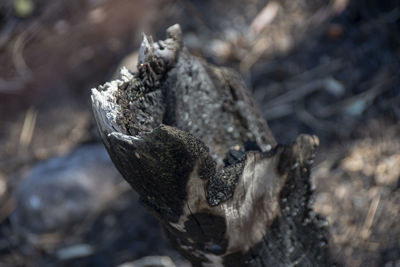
11 144 123 234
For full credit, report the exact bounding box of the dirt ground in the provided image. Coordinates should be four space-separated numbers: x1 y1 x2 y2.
0 0 399 266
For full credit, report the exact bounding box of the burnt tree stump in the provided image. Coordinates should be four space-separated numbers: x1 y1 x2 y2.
91 24 336 267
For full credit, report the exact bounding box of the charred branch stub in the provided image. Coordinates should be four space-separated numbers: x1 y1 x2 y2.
91 24 336 266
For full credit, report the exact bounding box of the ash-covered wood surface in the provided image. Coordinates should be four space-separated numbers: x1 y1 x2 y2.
92 24 337 266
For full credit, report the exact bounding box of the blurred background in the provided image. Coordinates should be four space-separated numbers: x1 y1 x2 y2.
0 0 399 266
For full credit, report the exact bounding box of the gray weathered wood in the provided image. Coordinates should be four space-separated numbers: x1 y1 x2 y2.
91 24 336 267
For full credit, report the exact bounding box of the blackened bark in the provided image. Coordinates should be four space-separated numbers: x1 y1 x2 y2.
91 24 337 266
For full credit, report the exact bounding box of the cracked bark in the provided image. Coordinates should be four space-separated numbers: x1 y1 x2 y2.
91 24 337 267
